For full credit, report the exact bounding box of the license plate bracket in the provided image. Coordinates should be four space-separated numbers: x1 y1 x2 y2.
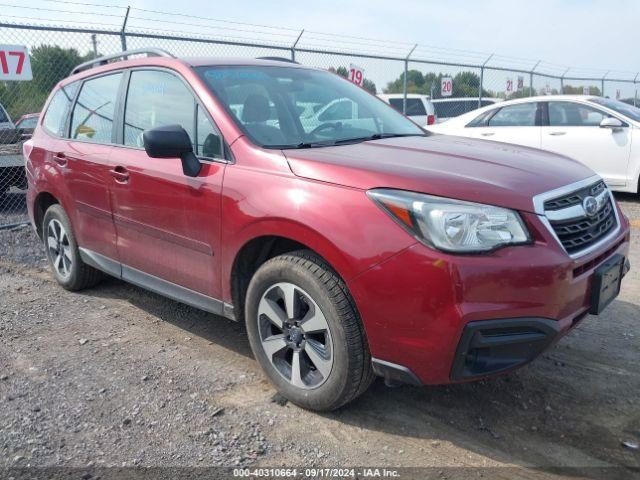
589 254 624 315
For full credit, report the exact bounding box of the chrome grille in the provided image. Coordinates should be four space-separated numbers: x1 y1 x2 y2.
543 180 618 255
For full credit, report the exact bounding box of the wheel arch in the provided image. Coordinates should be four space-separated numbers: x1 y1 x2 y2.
33 191 61 239
227 222 356 323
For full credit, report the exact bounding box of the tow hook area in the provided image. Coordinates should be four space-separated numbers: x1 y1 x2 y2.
450 318 560 381
623 258 631 277
372 358 422 387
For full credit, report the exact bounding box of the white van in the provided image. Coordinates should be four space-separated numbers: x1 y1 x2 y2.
432 97 502 123
378 94 436 125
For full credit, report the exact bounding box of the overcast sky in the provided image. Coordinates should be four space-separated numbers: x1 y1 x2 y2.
2 0 638 95
123 0 639 75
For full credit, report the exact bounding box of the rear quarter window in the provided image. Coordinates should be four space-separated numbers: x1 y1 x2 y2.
42 82 79 137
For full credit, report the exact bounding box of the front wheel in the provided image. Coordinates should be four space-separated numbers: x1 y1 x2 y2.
245 250 374 411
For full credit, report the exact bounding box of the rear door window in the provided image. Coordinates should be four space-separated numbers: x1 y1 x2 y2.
42 82 79 137
70 73 122 143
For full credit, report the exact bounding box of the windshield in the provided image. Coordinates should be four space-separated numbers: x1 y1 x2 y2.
197 65 425 148
589 97 640 122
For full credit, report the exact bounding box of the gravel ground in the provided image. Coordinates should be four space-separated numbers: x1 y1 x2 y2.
0 194 639 480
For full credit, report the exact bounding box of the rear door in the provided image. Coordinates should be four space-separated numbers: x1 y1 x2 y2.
540 101 631 187
64 72 123 263
109 68 226 298
469 101 542 149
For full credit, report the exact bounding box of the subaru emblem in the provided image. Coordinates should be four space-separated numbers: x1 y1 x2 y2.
583 196 598 217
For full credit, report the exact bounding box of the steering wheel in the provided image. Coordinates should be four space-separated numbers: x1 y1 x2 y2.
309 122 341 136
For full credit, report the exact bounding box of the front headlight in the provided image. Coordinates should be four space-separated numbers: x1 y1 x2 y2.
368 189 531 253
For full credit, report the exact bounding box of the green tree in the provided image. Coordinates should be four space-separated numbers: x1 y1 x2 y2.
384 69 490 99
0 45 94 120
562 84 601 96
31 45 87 94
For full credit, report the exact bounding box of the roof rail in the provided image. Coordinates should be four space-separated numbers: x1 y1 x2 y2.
70 48 176 76
255 56 299 64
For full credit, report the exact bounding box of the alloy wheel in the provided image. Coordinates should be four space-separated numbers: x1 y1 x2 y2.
46 218 72 280
257 282 334 389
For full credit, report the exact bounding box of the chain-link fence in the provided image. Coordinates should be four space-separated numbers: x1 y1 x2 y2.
0 19 638 227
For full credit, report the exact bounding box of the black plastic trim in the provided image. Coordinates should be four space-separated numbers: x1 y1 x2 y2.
79 247 236 321
451 317 561 381
372 358 422 386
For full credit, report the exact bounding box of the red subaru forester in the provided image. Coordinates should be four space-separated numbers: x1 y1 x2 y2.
25 50 631 411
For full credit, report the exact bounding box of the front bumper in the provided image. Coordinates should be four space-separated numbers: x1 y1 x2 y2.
348 210 631 385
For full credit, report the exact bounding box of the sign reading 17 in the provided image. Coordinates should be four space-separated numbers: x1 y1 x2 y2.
0 50 26 75
0 45 33 81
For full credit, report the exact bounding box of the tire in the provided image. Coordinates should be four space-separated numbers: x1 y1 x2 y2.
245 250 374 411
42 204 102 291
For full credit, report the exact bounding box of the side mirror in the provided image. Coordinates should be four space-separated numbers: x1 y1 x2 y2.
599 117 623 130
143 124 201 177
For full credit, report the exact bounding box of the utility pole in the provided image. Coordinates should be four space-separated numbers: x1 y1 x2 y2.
402 44 417 115
560 67 570 94
530 60 541 97
91 34 98 57
120 6 130 52
290 29 304 62
478 53 493 108
601 71 609 97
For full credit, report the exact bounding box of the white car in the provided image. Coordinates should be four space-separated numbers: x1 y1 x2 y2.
431 97 503 123
378 94 436 125
427 95 640 193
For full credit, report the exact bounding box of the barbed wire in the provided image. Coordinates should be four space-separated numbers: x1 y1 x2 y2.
0 0 638 79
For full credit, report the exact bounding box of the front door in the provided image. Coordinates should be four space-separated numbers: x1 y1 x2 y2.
540 101 632 187
109 69 226 299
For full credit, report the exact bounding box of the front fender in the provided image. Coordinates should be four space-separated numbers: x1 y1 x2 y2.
220 164 416 303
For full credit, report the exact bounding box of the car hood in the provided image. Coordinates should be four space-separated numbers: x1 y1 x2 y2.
283 134 595 213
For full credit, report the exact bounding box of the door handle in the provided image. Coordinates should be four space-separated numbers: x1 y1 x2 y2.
481 132 495 136
548 131 566 136
53 152 67 167
109 166 130 183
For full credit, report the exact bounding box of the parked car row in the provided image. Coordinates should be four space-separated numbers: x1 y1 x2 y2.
21 51 632 411
427 95 640 194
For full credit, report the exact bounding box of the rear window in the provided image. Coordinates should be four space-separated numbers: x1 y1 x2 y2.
388 98 427 116
0 107 9 123
434 100 485 118
42 82 79 137
434 101 464 119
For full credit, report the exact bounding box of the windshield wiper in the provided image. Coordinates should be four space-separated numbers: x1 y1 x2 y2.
271 141 334 149
331 132 427 145
275 133 427 149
